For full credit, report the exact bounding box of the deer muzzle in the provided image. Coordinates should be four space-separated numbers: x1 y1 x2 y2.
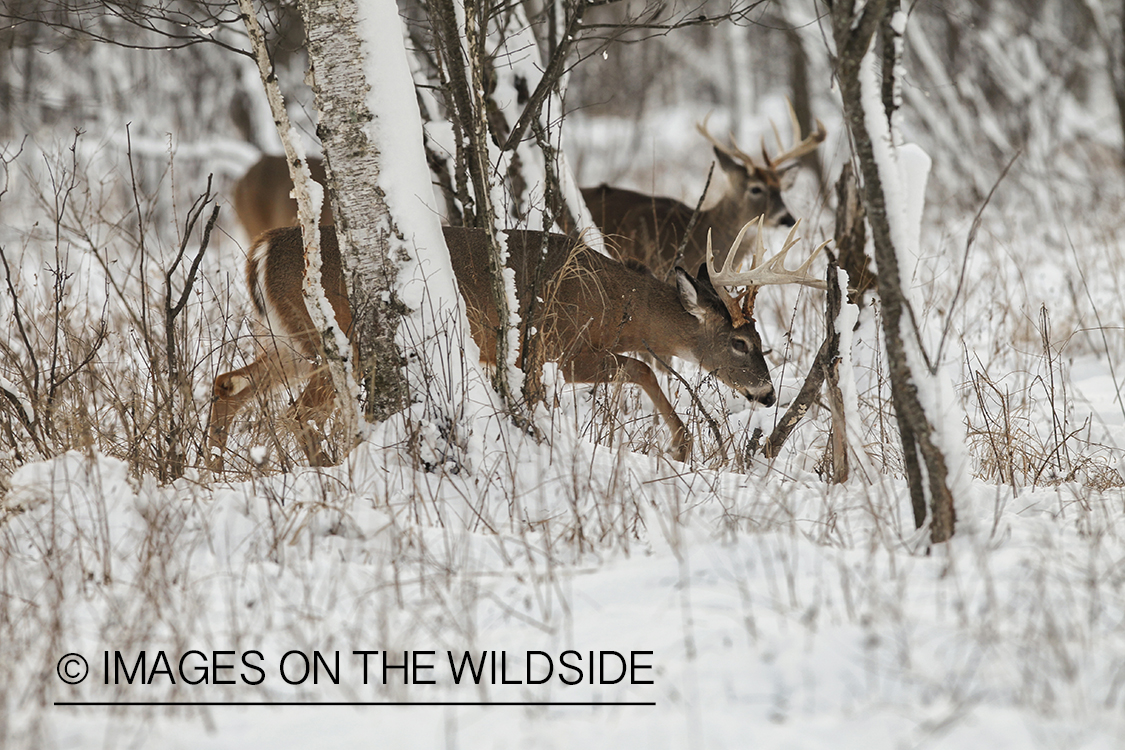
744 384 776 407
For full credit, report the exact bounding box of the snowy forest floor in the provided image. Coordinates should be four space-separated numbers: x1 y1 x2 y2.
3 101 1125 748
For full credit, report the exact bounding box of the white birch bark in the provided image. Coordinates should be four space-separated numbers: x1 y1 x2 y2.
830 0 959 542
858 16 972 509
237 0 362 451
298 0 494 463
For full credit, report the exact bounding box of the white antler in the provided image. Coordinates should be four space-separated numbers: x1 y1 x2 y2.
707 216 829 291
697 101 826 173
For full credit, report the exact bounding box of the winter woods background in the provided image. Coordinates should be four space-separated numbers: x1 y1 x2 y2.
3 0 1125 747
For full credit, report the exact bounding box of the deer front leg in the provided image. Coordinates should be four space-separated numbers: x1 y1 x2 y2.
564 352 691 462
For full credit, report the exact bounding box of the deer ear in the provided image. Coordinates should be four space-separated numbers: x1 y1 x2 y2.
676 266 725 323
778 164 799 191
712 147 747 180
675 268 711 323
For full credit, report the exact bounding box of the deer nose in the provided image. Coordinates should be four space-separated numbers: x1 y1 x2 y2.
776 212 796 227
744 385 776 407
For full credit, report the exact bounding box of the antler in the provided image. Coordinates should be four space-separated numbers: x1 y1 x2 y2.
707 216 829 291
766 99 827 170
696 113 751 166
697 101 826 172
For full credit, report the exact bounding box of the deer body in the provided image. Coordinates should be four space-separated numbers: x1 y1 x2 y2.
207 225 778 468
232 155 333 241
584 109 825 278
582 177 791 278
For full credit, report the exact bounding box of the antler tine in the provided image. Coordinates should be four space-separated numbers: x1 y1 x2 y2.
770 110 827 168
771 116 786 156
726 130 760 168
707 218 757 279
695 113 719 147
749 214 770 270
710 218 829 291
697 114 739 162
698 113 764 169
705 228 751 327
787 98 803 152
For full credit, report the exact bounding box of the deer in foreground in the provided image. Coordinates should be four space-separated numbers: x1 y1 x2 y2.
582 104 825 278
232 154 333 241
206 221 825 469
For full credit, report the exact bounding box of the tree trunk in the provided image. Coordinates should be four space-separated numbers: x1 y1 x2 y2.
239 0 363 457
827 0 957 543
430 0 532 427
297 0 414 424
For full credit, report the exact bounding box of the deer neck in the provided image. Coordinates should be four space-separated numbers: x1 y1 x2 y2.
625 281 704 365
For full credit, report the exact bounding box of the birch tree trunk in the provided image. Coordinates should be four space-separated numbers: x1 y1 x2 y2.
295 0 414 423
238 0 362 457
293 0 492 472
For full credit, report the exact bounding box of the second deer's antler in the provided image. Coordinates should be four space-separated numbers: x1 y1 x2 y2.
764 100 827 170
697 102 826 173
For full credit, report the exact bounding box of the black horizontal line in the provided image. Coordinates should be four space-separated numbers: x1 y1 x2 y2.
54 701 656 707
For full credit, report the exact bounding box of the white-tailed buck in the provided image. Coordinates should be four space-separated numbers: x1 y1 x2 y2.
206 222 825 469
232 154 332 241
583 104 825 277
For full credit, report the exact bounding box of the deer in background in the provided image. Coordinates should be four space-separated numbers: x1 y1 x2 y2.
206 221 825 469
582 104 825 278
232 154 333 241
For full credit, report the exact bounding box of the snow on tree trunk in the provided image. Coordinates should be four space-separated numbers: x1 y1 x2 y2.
489 3 601 244
428 0 533 428
829 0 967 544
296 0 498 463
238 0 362 456
482 3 603 402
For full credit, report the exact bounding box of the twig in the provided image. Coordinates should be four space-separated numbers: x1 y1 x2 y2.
501 3 585 153
643 343 725 460
674 162 715 273
760 249 841 459
935 147 1021 365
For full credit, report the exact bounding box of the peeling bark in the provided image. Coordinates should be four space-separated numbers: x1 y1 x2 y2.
297 0 410 423
238 0 363 450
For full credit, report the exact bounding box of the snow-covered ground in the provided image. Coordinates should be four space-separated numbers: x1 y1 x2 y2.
5 12 1125 749
5 430 1125 747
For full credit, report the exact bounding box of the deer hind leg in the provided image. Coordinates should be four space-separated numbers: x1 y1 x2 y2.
564 352 691 462
285 367 338 467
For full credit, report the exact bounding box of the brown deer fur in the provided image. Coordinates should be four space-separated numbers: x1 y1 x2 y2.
232 155 333 241
207 225 778 468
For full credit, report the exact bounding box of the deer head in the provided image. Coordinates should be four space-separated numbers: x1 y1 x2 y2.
696 101 826 234
673 263 776 407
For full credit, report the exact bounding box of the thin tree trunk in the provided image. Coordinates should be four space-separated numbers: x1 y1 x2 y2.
828 0 957 543
239 0 363 452
431 0 530 428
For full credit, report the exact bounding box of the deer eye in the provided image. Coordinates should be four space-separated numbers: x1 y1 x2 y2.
732 337 750 355
748 186 764 197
